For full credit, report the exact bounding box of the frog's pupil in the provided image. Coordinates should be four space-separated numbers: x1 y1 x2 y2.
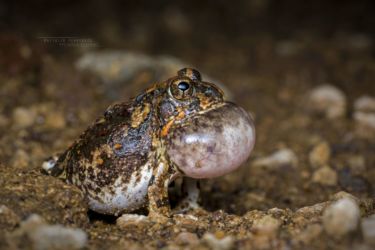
178 81 190 91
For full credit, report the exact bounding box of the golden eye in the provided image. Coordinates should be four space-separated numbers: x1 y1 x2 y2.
169 77 195 100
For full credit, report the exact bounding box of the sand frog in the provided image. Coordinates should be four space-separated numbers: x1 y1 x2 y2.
42 68 256 217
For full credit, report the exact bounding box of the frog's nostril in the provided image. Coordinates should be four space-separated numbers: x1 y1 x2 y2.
178 81 190 91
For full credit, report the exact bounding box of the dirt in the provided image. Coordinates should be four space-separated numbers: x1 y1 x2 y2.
1 1 375 249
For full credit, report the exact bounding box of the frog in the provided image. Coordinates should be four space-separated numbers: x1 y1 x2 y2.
42 68 256 218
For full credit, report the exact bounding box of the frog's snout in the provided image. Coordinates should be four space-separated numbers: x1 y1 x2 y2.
166 102 256 179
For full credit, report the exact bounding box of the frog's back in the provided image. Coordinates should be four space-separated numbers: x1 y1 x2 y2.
44 100 158 215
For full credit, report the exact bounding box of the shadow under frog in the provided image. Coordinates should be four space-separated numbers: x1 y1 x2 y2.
42 68 256 218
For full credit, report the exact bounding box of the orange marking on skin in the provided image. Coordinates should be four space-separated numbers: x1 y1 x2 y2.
161 119 174 137
197 92 211 109
161 111 186 137
114 143 122 149
176 111 186 119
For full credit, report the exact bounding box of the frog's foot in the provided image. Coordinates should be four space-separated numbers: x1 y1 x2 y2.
41 155 59 175
174 199 201 214
174 178 202 214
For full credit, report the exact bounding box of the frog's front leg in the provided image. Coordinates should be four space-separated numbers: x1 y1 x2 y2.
147 158 174 219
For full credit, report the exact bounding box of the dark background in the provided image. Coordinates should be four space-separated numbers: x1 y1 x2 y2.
2 0 375 96
2 0 375 52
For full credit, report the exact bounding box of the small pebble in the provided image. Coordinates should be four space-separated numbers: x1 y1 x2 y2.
0 204 20 229
307 84 347 119
252 149 298 169
323 198 360 237
252 215 281 235
354 96 375 113
116 214 149 229
12 107 37 128
331 191 360 203
361 215 375 246
312 166 338 186
15 214 87 250
353 111 375 139
173 214 200 230
309 141 331 168
347 155 366 174
295 202 327 218
353 95 375 139
175 232 199 245
29 224 87 250
202 232 234 250
44 112 66 129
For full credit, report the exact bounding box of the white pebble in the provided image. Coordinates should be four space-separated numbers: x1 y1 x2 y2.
116 214 149 229
19 214 87 250
308 84 347 119
361 215 375 246
323 198 360 237
353 112 375 139
21 214 45 229
354 96 375 113
175 232 199 245
252 149 298 168
312 166 338 186
29 225 87 250
202 233 234 250
117 214 147 223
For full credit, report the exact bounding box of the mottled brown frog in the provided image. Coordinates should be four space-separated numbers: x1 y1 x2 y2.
42 68 255 217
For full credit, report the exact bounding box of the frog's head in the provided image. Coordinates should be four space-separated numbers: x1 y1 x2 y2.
156 68 225 124
158 68 255 179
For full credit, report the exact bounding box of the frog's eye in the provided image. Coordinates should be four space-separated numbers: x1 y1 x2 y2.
169 78 195 100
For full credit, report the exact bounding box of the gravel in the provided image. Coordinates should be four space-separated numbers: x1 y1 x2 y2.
322 198 360 237
12 214 87 250
361 215 375 246
307 84 347 119
312 166 338 186
252 148 298 169
309 141 331 168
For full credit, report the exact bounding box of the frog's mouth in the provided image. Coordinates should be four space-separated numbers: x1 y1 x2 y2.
165 102 255 179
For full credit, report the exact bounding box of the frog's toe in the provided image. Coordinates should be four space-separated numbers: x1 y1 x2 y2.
41 155 60 175
174 199 202 214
